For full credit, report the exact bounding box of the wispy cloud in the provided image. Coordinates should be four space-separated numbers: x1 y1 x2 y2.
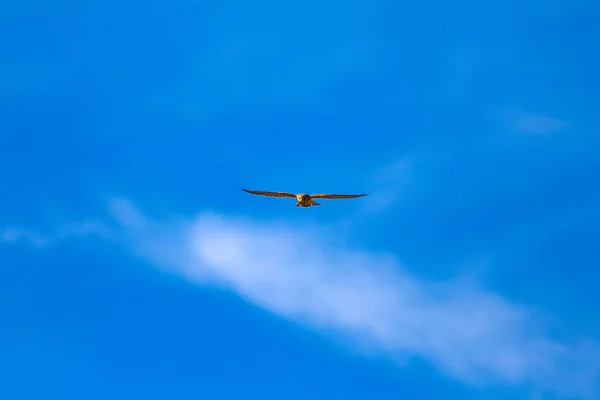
1 220 111 248
361 157 413 214
511 112 568 135
4 199 598 398
106 199 598 398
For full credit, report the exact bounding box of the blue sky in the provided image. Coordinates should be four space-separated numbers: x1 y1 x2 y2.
1 0 600 399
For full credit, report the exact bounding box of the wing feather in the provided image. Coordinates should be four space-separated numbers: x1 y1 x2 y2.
241 188 297 198
310 193 368 199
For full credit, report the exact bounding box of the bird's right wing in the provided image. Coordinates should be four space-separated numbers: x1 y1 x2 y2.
241 188 297 198
310 193 368 200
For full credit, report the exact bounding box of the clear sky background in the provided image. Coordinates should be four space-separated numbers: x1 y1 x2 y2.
1 0 600 399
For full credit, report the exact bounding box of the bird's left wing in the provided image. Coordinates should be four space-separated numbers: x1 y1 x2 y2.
310 193 368 199
241 188 297 198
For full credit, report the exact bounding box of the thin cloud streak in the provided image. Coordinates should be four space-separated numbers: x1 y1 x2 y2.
111 200 598 398
360 157 413 214
1 220 112 248
512 112 568 135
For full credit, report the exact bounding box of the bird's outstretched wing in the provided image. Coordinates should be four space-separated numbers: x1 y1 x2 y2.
241 188 297 198
310 193 368 199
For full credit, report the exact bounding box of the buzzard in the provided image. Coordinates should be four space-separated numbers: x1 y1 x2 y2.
241 187 368 207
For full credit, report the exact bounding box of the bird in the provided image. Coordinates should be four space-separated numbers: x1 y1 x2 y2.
241 187 368 207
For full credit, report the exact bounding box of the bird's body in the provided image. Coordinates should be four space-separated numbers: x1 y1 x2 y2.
295 193 321 207
241 188 367 207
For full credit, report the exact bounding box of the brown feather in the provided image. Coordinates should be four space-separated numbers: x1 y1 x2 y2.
241 188 297 198
310 193 368 199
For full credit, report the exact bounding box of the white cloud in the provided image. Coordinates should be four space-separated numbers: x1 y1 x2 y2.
4 199 598 397
108 200 598 398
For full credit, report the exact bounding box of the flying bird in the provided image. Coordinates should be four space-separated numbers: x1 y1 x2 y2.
241 187 368 207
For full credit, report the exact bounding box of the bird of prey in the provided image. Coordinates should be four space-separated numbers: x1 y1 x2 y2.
241 187 368 207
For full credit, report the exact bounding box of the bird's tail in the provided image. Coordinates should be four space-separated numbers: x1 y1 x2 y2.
310 200 321 206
